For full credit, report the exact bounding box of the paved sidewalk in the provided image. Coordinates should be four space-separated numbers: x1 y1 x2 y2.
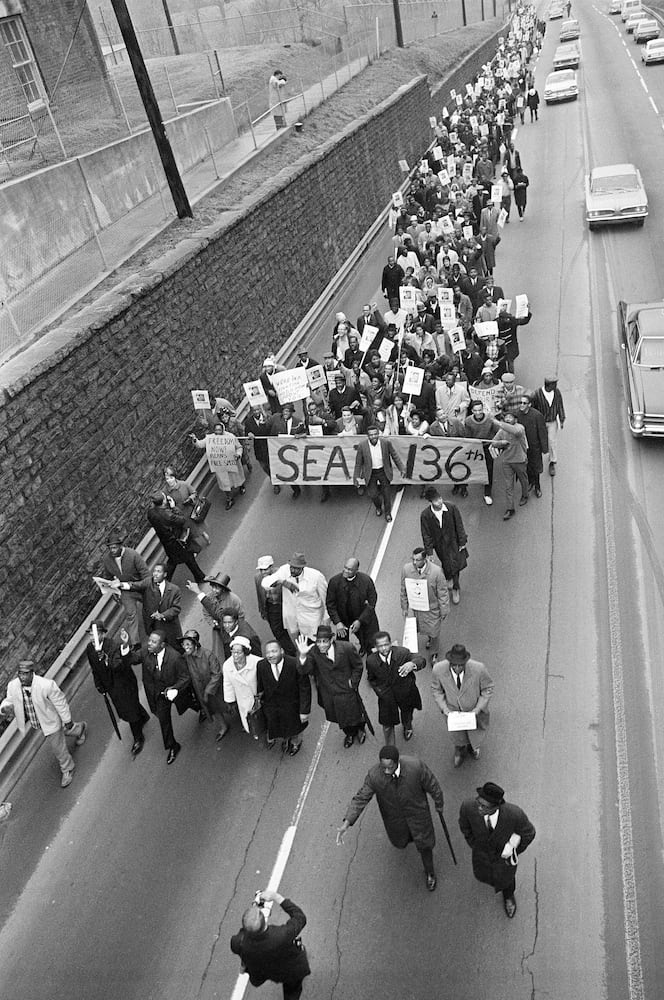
0 53 369 360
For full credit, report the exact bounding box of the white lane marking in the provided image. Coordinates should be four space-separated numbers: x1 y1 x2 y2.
650 97 659 114
639 75 648 93
229 487 403 1000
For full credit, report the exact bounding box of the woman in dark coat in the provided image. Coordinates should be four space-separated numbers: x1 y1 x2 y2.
86 621 149 754
420 487 468 604
257 644 311 755
513 168 530 219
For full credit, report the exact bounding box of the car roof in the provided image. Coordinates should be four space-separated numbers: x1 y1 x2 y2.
647 37 664 44
591 163 638 177
635 308 664 337
555 42 579 51
637 18 658 25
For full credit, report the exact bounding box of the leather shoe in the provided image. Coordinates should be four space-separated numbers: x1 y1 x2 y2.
453 749 465 768
426 873 437 891
451 589 460 604
403 728 414 741
356 728 366 745
549 461 556 476
503 895 517 918
535 487 542 498
166 745 180 765
503 509 514 520
343 734 354 748
131 738 145 756
519 496 528 506
385 514 393 522
287 741 302 756
375 507 383 516
470 746 480 760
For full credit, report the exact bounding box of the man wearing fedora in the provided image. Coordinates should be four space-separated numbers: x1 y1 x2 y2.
297 624 366 748
459 782 536 917
337 746 446 891
85 620 149 755
186 574 245 656
431 643 494 767
262 553 328 647
179 629 229 742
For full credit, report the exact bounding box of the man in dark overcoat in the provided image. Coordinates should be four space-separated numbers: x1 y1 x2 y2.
257 640 311 756
516 394 549 497
420 486 468 605
179 629 228 742
365 631 426 745
121 563 182 649
121 629 191 765
458 781 536 918
326 557 379 655
146 491 206 583
296 624 366 748
85 620 149 756
337 746 446 891
230 888 310 1000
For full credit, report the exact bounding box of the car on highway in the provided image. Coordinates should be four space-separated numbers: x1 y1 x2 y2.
621 0 643 21
625 11 649 32
553 42 581 68
634 18 660 42
549 3 564 18
559 18 580 40
618 300 664 436
609 0 622 12
585 163 648 228
544 69 579 102
642 36 664 61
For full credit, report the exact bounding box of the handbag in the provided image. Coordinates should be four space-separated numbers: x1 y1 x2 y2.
189 495 211 523
246 696 267 740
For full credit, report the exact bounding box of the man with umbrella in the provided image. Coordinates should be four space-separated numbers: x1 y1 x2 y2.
85 620 149 756
337 745 448 891
296 624 367 748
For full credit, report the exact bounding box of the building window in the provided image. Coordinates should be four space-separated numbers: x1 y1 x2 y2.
0 16 45 108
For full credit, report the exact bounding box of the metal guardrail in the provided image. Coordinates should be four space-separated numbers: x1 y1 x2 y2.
0 22 510 801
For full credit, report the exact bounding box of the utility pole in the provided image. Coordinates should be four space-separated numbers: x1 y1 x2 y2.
160 0 180 56
110 0 192 218
392 0 404 47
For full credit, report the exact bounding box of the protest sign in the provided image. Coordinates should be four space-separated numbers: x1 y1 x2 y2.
378 338 395 362
405 578 430 612
497 298 512 314
437 287 453 306
205 434 240 473
429 115 437 127
191 390 210 410
474 320 499 340
402 365 425 397
497 208 508 229
439 303 457 330
469 383 502 416
392 190 404 207
441 105 449 118
455 94 463 106
399 286 419 315
449 326 466 353
515 294 529 318
243 380 268 407
491 184 502 205
480 122 489 137
306 365 327 391
272 368 311 404
398 159 409 172
463 225 474 240
438 168 450 186
463 162 474 182
359 325 378 352
450 88 457 99
432 145 444 161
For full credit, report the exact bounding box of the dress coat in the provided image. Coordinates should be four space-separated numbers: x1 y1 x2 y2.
365 644 426 726
400 560 449 637
230 899 310 986
222 653 261 731
182 646 225 718
200 591 245 660
458 799 536 890
420 503 468 581
431 658 494 747
2 674 72 735
326 571 379 653
130 579 182 648
257 654 312 739
86 637 149 726
517 408 549 474
344 755 445 850
353 437 404 484
299 640 364 729
129 644 190 715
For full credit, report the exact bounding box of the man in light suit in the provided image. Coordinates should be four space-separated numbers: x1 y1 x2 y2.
431 643 494 767
100 531 150 645
121 563 182 649
122 630 190 764
0 661 87 787
353 425 404 523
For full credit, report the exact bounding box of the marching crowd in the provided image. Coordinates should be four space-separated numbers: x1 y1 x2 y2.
0 5 559 996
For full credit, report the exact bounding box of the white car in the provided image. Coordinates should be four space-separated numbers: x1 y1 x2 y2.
621 2 643 21
609 0 621 11
585 163 648 228
544 69 579 102
634 19 660 42
642 37 664 62
553 42 580 68
626 11 649 32
559 18 580 40
549 3 564 19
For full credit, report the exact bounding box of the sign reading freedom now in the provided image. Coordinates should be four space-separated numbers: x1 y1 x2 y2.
267 436 487 486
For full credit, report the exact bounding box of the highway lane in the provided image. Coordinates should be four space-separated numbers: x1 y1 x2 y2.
3 10 664 999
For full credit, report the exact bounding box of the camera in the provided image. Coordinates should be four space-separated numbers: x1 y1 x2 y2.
254 891 265 907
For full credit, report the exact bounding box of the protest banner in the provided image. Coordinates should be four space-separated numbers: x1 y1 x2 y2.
191 390 210 410
271 368 311 404
306 365 327 391
267 435 487 486
243 380 268 407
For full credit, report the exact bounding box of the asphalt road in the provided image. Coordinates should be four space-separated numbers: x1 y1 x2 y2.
2 5 664 998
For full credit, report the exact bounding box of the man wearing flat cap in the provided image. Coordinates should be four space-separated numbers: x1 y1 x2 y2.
262 554 328 647
297 624 366 748
431 644 494 767
459 782 536 917
337 746 446 891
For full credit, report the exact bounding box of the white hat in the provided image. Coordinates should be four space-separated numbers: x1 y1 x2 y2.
229 635 251 649
256 555 274 571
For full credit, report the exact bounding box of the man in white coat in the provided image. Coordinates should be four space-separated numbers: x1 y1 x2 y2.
261 552 329 646
0 660 87 787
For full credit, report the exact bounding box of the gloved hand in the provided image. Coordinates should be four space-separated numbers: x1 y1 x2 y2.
165 688 178 702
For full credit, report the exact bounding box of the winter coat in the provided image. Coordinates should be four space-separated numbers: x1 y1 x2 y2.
458 799 536 890
431 658 494 747
257 655 311 739
299 640 364 729
365 645 425 726
420 503 468 580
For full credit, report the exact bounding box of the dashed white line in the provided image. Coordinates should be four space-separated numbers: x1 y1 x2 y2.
650 97 659 114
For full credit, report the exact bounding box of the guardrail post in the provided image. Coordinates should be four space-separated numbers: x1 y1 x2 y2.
247 102 258 149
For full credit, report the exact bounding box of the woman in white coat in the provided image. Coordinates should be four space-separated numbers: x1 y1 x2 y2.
222 636 261 732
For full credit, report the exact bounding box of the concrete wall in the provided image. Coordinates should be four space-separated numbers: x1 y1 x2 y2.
0 30 503 692
0 99 237 298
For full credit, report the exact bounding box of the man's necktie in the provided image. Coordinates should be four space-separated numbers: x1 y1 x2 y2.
456 674 462 690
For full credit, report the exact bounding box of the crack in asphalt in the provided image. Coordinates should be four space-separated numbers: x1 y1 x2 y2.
194 760 283 1000
520 858 539 1000
329 818 362 1000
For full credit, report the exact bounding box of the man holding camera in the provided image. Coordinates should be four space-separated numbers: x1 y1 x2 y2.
231 888 310 999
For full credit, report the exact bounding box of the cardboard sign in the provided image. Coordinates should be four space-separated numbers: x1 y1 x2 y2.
432 145 444 161
359 325 378 351
449 326 466 354
405 578 430 611
243 380 268 407
480 122 489 137
465 82 474 97
463 162 474 181
306 364 327 391
491 184 503 205
438 168 450 185
392 190 404 207
515 294 529 318
271 367 311 404
455 94 463 107
468 383 502 416
497 207 508 229
497 298 512 314
437 287 453 305
399 159 410 172
327 370 343 390
205 433 240 472
517 96 524 108
191 390 211 410
429 115 437 127
469 115 479 131
448 132 458 145
463 225 474 240
402 616 418 653
447 711 478 732
440 215 454 235
399 286 419 315
447 154 456 176
441 105 449 118
402 365 425 396
378 338 395 362
474 320 499 339
450 88 457 99
439 303 457 330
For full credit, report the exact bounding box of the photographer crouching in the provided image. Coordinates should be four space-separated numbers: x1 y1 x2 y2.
230 888 310 999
